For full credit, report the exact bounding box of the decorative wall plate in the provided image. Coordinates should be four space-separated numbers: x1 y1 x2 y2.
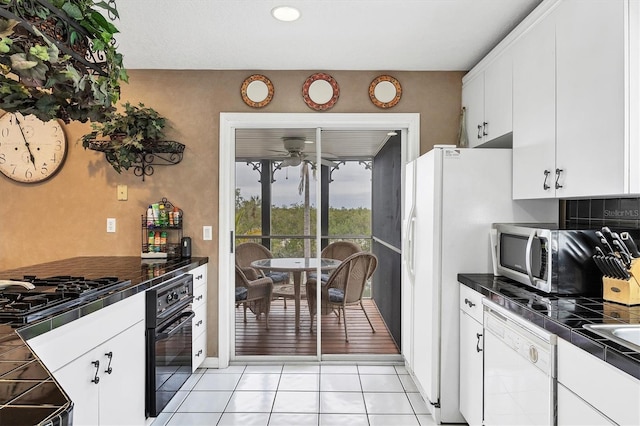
302 73 340 111
369 75 402 109
241 74 274 108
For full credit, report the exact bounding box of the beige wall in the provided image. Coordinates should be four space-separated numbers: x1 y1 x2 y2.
0 69 464 356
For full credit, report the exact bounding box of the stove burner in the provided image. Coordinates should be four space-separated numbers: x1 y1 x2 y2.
0 275 130 325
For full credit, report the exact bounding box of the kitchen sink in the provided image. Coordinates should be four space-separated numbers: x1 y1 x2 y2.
583 324 640 352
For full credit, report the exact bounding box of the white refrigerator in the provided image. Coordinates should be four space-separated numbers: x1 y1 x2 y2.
401 146 558 424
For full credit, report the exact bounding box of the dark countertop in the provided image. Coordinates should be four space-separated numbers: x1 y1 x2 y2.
0 256 208 426
458 273 640 381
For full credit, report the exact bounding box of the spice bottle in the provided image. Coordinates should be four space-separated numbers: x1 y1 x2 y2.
158 203 168 226
173 207 180 226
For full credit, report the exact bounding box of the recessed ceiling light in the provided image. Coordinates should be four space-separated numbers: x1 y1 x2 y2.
271 6 301 22
387 131 398 136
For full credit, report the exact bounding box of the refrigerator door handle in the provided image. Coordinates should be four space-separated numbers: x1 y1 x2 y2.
409 216 416 280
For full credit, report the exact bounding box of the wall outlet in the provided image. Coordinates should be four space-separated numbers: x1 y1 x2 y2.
203 225 212 240
107 218 116 233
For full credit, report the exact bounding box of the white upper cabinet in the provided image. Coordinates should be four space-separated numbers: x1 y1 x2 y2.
512 11 557 199
555 0 625 198
462 51 513 148
512 0 630 199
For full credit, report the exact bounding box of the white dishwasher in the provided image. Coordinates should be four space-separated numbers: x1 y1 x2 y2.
483 299 557 426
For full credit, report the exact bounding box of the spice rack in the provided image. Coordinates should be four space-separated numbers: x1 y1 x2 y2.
141 198 183 259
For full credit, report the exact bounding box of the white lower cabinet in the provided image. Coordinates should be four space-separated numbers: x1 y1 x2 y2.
190 264 207 371
558 338 640 426
27 292 146 426
54 321 145 426
558 383 615 425
458 284 484 426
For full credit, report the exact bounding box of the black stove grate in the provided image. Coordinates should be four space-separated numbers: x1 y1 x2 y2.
0 276 130 325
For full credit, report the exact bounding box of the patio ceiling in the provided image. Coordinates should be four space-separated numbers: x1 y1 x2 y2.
235 128 395 162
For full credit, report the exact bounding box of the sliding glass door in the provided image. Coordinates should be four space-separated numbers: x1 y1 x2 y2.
222 115 414 363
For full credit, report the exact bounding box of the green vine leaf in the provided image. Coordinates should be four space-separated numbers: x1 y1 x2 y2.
61 2 83 20
29 45 50 61
0 18 18 37
0 1 127 123
10 53 38 70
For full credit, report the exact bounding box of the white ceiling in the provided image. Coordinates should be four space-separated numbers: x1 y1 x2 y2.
114 0 542 71
113 0 541 160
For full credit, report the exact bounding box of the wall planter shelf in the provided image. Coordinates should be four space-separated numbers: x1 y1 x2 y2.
86 140 185 181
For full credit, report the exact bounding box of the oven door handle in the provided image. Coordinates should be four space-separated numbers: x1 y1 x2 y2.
156 311 195 340
156 296 194 323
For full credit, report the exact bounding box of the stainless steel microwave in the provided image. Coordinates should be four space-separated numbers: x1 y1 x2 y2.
493 223 602 295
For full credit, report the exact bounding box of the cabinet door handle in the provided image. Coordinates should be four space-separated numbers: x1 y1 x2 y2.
196 274 203 280
91 360 100 384
464 298 475 308
196 319 203 327
482 122 488 136
104 351 113 374
555 168 563 189
196 295 203 301
196 349 203 357
476 333 483 353
477 124 483 139
543 170 551 190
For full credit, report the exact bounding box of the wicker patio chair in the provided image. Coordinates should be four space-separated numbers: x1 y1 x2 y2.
235 242 291 306
308 240 362 283
306 251 378 342
235 265 273 329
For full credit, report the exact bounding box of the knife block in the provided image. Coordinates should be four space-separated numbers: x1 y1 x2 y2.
602 259 640 306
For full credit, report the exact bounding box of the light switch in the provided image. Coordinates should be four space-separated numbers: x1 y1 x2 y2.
107 218 116 233
203 226 212 240
117 185 128 201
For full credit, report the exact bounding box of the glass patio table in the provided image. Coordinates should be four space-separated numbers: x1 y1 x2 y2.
250 257 341 331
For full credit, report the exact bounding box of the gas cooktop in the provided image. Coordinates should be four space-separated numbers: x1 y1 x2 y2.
0 275 132 325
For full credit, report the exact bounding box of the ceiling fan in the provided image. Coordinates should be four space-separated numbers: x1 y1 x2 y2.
269 137 339 168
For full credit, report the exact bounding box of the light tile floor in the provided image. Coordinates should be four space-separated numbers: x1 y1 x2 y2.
151 364 437 426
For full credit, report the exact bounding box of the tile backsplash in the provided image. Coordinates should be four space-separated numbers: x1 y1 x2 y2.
565 198 640 230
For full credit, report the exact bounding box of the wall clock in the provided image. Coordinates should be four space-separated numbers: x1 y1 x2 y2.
0 113 67 183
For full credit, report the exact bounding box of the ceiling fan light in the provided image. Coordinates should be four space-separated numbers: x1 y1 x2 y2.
271 6 301 22
283 155 302 167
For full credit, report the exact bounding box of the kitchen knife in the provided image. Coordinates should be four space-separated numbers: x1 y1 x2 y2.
598 254 617 277
616 247 632 269
592 255 610 277
604 255 624 279
620 232 640 258
596 231 615 255
611 232 631 256
612 257 631 280
593 247 613 277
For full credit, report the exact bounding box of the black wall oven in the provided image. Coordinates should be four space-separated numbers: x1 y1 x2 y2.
145 273 194 418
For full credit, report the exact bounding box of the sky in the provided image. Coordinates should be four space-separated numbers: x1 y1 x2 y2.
235 161 372 209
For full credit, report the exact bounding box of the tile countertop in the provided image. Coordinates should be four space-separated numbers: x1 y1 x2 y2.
458 273 640 381
0 256 208 426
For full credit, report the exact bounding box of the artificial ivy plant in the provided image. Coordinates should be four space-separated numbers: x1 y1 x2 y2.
0 0 128 123
81 102 176 173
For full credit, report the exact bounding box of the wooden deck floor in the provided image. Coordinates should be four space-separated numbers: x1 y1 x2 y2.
235 298 399 356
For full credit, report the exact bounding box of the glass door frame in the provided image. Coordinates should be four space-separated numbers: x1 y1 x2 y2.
218 113 420 367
